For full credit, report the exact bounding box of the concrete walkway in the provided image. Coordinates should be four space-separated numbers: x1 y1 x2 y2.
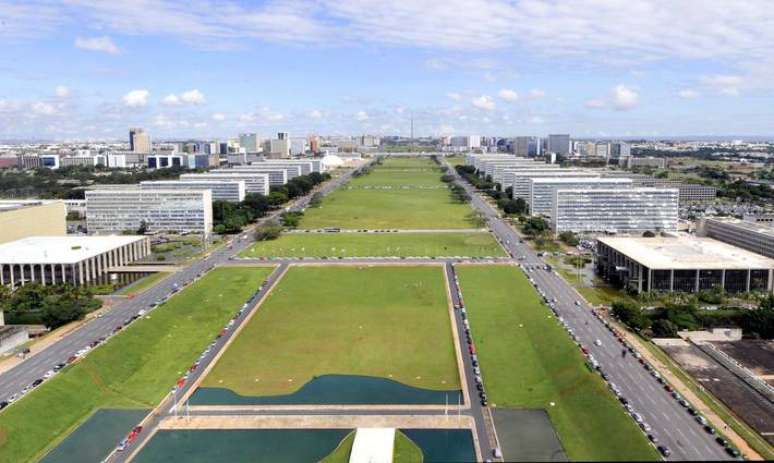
159 414 474 430
350 428 394 463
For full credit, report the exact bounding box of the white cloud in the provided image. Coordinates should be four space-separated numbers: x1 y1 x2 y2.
355 110 369 121
55 85 70 98
498 89 519 102
585 98 607 109
180 89 205 105
447 92 462 101
611 84 639 110
211 112 226 121
528 115 544 124
678 89 700 99
122 89 149 108
74 36 120 54
438 124 455 135
308 109 323 119
483 72 496 82
472 95 495 110
528 89 545 99
161 94 181 106
31 101 56 115
425 58 450 70
701 74 743 96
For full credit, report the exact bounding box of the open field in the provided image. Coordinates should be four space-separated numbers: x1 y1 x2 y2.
240 232 505 258
456 265 658 461
0 266 274 463
300 157 473 229
201 266 460 396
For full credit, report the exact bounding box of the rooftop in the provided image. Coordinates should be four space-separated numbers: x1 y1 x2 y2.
598 235 774 270
0 200 54 212
0 235 146 264
531 177 632 184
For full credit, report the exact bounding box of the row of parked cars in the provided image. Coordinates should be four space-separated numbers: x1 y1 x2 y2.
592 309 743 459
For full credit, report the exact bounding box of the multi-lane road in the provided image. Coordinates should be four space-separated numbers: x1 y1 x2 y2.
0 162 370 405
445 160 731 461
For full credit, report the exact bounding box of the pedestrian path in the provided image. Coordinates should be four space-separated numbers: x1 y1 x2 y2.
349 428 395 463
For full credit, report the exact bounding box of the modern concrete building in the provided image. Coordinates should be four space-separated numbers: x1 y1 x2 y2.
0 200 66 244
528 177 632 217
129 128 151 153
147 154 184 169
180 172 270 196
239 133 260 153
86 189 213 236
596 236 774 294
140 179 246 203
624 156 666 169
547 134 571 155
507 169 593 199
514 136 541 156
552 188 679 235
236 164 302 179
213 167 287 186
257 159 319 175
0 235 150 288
699 218 774 259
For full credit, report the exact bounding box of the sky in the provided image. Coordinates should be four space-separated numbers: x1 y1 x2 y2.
1 0 774 141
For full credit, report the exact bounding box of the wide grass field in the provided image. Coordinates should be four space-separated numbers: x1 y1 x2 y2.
0 266 274 463
240 232 505 258
202 266 460 396
300 157 473 230
456 265 658 461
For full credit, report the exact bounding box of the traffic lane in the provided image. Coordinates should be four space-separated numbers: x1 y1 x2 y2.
534 270 723 459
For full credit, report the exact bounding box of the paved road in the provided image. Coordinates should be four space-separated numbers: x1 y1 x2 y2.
0 161 372 406
445 160 731 461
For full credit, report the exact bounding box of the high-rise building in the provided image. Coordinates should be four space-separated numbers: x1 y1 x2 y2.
547 134 570 155
610 141 632 159
129 128 151 153
528 177 632 217
514 136 540 156
239 133 260 153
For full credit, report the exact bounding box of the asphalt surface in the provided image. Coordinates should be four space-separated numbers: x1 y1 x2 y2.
0 162 370 406
445 160 732 461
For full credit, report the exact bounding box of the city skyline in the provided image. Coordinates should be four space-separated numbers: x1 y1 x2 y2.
2 0 774 140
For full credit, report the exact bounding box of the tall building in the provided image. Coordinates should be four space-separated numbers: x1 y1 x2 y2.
699 218 774 259
180 172 270 195
239 133 260 153
547 134 570 155
528 177 632 217
140 179 246 203
552 188 679 235
129 128 151 153
514 136 540 156
610 141 632 159
86 189 213 236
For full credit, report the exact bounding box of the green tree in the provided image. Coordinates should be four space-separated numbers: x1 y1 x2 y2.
267 191 289 207
558 231 579 246
612 301 650 330
254 221 283 241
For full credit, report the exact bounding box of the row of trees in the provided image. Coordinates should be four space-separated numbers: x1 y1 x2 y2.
1 284 102 329
612 294 774 339
212 172 331 234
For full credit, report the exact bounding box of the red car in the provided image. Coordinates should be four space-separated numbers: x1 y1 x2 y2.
468 344 476 355
580 346 589 355
133 425 143 434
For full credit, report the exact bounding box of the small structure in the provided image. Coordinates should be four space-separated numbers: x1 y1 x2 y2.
0 235 150 288
0 326 29 355
349 428 395 463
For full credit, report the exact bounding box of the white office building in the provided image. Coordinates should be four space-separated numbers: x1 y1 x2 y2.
552 188 679 235
86 189 213 236
180 172 270 196
528 177 632 217
140 179 246 203
509 170 598 200
257 159 319 174
215 167 288 186
0 235 150 288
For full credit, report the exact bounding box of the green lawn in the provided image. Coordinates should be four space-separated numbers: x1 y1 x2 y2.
456 265 658 461
0 266 274 463
115 272 168 296
202 266 460 396
300 157 474 229
240 232 505 258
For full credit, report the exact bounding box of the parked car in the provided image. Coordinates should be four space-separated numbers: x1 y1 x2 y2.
657 446 671 457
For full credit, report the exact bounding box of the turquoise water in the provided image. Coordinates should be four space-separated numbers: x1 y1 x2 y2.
41 408 149 463
133 429 350 463
191 374 462 405
403 429 476 462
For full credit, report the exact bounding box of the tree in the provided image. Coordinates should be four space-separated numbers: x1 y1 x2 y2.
642 230 656 237
652 318 679 338
136 220 148 235
254 221 283 241
308 192 324 208
440 174 455 183
467 211 487 228
558 231 579 246
280 211 304 228
521 217 549 237
242 193 269 217
267 191 289 207
612 301 650 330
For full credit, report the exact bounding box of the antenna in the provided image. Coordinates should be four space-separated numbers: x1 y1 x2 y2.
410 112 414 141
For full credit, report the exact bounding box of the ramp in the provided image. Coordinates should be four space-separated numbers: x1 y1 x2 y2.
349 428 395 463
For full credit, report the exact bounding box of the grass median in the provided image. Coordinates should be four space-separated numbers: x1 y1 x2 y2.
456 265 658 461
202 266 460 396
240 231 505 258
0 266 274 463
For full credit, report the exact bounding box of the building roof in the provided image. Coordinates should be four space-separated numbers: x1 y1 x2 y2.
531 177 632 184
0 200 56 212
706 218 774 238
598 235 774 270
0 235 146 265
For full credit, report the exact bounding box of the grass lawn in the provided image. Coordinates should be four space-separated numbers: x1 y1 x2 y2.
456 265 658 461
0 266 274 463
115 272 168 296
240 232 505 258
300 157 473 229
202 266 460 396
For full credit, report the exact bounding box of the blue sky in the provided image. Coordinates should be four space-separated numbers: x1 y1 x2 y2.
1 0 773 140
